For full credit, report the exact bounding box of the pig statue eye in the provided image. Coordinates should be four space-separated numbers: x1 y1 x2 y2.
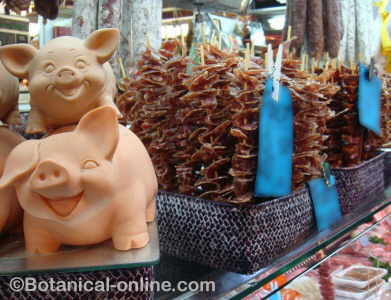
44 63 55 73
75 59 87 69
82 160 99 170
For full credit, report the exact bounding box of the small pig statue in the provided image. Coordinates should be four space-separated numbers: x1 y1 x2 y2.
0 127 24 232
0 28 121 134
0 61 20 126
0 106 157 254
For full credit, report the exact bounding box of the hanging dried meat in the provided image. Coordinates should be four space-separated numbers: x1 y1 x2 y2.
323 0 343 58
284 0 343 59
34 0 60 20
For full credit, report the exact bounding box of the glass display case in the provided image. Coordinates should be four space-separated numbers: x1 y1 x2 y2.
155 187 391 299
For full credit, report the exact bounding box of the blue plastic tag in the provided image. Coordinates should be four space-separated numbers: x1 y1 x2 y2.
255 77 293 197
307 176 342 231
358 64 382 136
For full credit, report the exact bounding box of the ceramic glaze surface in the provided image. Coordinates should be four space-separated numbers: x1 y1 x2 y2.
0 127 24 232
0 106 158 254
0 62 19 126
0 29 121 134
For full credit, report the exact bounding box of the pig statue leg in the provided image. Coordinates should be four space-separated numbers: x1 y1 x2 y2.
99 95 123 118
26 108 46 134
23 213 60 254
5 107 20 125
112 184 149 250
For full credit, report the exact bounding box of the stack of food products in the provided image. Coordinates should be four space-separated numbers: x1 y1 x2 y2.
325 66 362 167
380 74 391 148
118 41 389 202
118 41 268 203
117 41 190 191
324 66 390 167
281 59 338 189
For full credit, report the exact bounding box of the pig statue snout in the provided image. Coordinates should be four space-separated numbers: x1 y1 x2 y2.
55 68 81 88
31 160 79 199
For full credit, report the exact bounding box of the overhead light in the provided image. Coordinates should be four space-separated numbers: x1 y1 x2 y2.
268 15 285 31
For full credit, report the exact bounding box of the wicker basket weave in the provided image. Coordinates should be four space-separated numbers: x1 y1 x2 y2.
385 152 391 188
332 152 386 215
157 189 315 274
0 267 154 299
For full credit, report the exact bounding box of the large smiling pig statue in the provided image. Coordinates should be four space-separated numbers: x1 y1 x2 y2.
0 28 121 134
0 106 157 254
0 127 24 233
0 61 19 126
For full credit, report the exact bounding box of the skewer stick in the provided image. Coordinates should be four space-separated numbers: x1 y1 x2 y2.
300 54 305 72
325 53 330 70
331 58 336 69
117 56 126 79
200 44 205 66
201 23 206 44
287 25 292 42
146 35 151 49
265 50 268 69
229 36 234 53
311 59 315 74
181 33 186 56
245 43 250 71
286 25 292 59
304 54 308 72
218 33 222 50
251 43 255 57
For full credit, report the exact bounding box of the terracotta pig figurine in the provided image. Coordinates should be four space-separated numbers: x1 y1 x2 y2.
0 61 20 126
0 127 24 232
0 28 121 134
0 106 158 254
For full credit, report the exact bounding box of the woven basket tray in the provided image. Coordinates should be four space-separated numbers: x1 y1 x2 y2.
0 267 154 299
157 189 315 274
385 152 391 188
332 152 386 215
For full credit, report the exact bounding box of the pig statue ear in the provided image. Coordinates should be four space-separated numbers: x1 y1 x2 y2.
76 106 119 160
84 28 120 64
0 44 37 78
0 140 39 188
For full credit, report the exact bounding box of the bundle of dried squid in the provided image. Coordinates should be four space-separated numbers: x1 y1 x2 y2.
325 66 362 167
282 59 338 190
117 40 189 191
228 62 265 203
178 46 239 201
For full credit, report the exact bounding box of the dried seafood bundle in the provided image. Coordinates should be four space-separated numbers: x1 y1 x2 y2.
119 42 268 203
228 62 266 203
381 74 391 148
325 66 390 166
364 73 391 156
177 46 241 201
281 59 338 190
117 40 189 191
326 66 362 167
